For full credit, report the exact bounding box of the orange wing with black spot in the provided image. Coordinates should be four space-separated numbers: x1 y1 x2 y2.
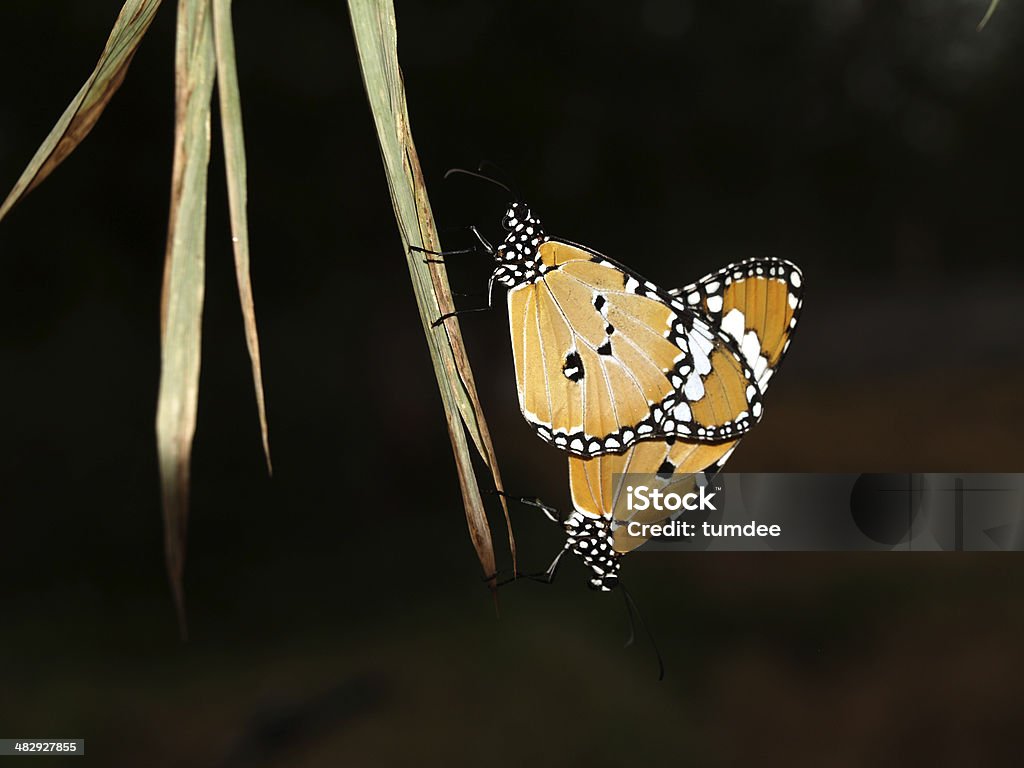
567 257 805 555
508 239 763 457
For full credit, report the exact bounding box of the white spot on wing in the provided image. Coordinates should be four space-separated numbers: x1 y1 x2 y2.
721 308 746 343
754 356 768 382
688 331 713 376
740 331 762 367
684 372 705 401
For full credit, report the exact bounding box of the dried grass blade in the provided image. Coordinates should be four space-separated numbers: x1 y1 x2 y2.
156 0 217 637
211 0 271 472
0 0 163 222
347 0 514 584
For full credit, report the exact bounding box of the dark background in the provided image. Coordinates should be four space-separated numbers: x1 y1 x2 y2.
1 1 1023 765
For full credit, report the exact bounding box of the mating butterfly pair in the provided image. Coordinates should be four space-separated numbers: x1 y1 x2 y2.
436 196 803 593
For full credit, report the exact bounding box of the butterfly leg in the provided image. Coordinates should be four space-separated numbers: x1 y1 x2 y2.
410 244 478 264
539 547 568 583
431 268 498 327
412 226 494 263
481 569 542 587
469 225 495 254
488 489 563 524
431 306 492 327
484 548 567 588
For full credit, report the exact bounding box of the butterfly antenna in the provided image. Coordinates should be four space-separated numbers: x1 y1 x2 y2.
621 582 665 681
476 160 521 199
444 167 516 197
622 587 638 648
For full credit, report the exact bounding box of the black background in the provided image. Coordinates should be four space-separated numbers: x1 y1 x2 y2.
1 1 1023 765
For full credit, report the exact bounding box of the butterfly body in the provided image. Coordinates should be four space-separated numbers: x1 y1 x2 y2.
563 509 622 591
565 437 735 590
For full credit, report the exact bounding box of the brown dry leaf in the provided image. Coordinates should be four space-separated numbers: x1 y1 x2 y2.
348 0 515 586
211 0 271 473
0 0 163 222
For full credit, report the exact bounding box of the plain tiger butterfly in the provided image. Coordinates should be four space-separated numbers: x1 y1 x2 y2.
494 256 802 679
564 437 737 591
461 198 802 458
503 437 735 679
561 257 804 590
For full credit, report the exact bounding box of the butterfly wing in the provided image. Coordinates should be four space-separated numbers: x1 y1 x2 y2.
670 257 804 389
509 239 763 457
568 257 805 555
569 438 737 555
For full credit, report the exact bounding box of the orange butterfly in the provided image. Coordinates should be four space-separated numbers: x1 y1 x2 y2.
479 201 801 457
518 257 803 590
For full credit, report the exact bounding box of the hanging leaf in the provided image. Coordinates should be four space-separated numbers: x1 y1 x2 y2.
211 0 271 473
0 0 163 222
348 0 514 586
156 0 217 637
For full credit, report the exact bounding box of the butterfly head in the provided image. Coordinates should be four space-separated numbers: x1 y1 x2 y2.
501 201 538 230
564 510 622 592
492 202 547 287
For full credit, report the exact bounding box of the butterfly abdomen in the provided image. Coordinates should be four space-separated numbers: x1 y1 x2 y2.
564 510 622 591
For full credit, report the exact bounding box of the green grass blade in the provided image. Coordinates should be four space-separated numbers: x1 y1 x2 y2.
211 0 272 473
157 0 217 637
0 0 163 222
348 0 515 584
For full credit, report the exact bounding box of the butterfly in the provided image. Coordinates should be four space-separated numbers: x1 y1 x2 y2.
483 201 802 458
562 437 736 590
542 257 804 590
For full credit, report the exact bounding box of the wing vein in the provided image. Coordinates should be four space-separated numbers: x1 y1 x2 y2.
533 288 555 427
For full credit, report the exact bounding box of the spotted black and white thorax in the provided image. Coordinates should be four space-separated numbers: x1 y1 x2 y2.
563 510 622 592
491 202 548 289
